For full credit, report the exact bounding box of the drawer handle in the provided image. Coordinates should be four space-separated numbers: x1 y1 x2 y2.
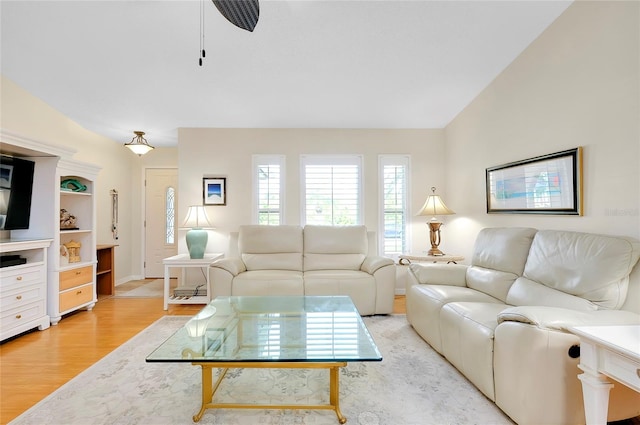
16 295 22 300
16 276 23 281
15 314 22 319
76 290 83 295
75 271 82 275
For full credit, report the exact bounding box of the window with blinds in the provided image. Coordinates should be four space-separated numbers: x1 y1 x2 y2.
379 155 409 257
301 155 362 226
253 155 285 225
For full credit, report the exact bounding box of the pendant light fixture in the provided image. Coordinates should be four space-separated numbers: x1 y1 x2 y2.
124 131 154 156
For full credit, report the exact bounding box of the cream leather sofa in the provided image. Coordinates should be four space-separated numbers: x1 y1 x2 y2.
209 224 396 315
407 227 640 425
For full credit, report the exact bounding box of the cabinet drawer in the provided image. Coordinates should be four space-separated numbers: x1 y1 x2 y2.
59 284 94 312
0 300 46 327
0 265 44 291
1 284 45 311
603 350 640 391
59 266 93 290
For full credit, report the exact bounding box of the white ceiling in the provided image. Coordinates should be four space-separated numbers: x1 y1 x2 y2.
1 0 572 147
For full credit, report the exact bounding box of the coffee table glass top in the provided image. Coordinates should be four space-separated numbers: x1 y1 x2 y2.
146 296 382 363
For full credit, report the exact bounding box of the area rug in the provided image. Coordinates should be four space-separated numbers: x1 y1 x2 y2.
9 315 513 425
114 279 164 298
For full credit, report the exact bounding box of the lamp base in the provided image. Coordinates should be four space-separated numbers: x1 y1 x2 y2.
427 221 445 256
427 248 445 256
186 228 208 259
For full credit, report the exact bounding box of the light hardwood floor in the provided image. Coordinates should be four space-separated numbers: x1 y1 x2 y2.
0 287 406 424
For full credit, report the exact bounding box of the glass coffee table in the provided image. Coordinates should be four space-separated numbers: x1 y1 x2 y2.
146 296 382 423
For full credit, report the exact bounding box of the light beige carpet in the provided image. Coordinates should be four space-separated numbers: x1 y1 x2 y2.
114 279 164 298
9 315 515 425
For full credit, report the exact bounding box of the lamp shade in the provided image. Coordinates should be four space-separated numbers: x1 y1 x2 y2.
124 131 154 156
182 206 213 229
417 187 455 220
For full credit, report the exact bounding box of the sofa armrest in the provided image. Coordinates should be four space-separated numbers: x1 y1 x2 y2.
408 263 468 286
210 257 246 276
361 256 394 274
498 306 640 332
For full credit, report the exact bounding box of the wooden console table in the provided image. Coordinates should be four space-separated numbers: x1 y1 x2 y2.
96 244 117 295
569 325 640 425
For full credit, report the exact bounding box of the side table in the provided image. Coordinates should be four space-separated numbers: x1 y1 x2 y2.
96 244 118 295
163 253 224 310
398 253 464 265
569 325 640 425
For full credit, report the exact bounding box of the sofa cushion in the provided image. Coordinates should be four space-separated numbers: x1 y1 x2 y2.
304 269 376 315
303 225 367 271
506 277 597 311
471 227 537 275
466 266 519 303
232 270 304 296
239 225 303 271
440 302 512 401
523 230 640 309
406 284 503 354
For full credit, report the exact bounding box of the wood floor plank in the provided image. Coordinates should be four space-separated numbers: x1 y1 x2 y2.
0 292 406 424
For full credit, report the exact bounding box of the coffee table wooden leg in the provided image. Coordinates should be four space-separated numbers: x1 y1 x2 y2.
330 366 347 424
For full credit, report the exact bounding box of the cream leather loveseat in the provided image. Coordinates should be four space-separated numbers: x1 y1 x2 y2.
407 227 640 425
209 225 396 315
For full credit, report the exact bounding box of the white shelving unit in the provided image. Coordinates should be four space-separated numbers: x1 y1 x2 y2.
0 130 101 326
49 159 100 324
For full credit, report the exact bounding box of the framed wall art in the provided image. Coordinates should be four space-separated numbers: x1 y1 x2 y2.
203 177 226 206
486 147 583 215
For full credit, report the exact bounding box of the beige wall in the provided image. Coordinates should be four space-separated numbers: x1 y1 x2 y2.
443 1 640 311
2 0 639 306
178 128 445 256
0 75 178 283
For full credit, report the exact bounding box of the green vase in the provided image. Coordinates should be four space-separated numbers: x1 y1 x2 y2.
186 228 208 259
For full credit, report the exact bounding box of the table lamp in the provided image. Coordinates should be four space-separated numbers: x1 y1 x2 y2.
417 187 455 256
182 205 213 259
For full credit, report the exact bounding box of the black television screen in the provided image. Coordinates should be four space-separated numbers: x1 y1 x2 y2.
0 155 35 230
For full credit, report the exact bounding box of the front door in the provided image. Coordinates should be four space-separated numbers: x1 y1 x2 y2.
144 168 178 278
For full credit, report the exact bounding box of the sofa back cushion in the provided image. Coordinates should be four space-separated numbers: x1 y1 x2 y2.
466 267 519 303
521 230 640 309
239 225 303 271
303 225 367 271
466 227 537 301
506 277 597 311
471 227 538 275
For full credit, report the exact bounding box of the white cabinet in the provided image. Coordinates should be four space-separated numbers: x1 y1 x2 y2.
0 130 101 327
0 239 52 341
48 159 100 324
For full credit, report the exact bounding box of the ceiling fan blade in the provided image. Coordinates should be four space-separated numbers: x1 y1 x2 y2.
212 0 259 32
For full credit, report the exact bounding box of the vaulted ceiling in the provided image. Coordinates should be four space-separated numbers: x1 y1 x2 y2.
1 1 572 147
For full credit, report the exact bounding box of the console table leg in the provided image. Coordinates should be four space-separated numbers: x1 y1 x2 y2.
577 367 614 425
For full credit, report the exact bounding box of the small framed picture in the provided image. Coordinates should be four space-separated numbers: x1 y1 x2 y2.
203 177 226 205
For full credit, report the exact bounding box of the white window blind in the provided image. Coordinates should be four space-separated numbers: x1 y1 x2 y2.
301 155 363 225
252 155 285 225
379 155 410 257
